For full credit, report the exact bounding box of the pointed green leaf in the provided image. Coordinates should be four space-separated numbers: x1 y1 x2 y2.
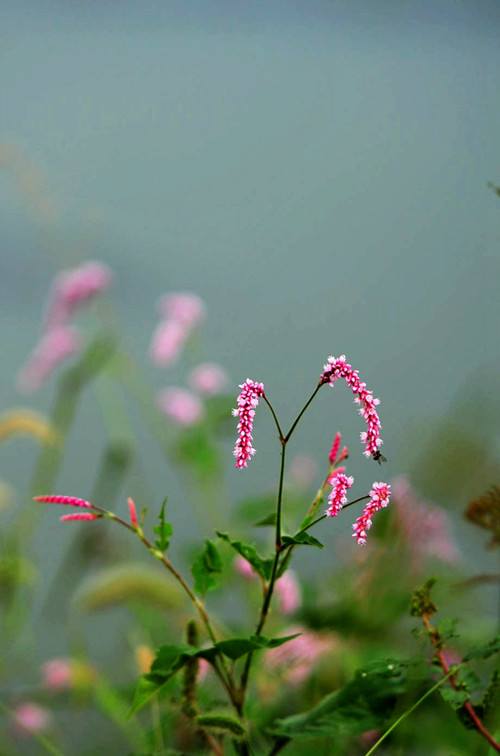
154 498 173 552
191 540 223 597
281 532 324 549
216 531 274 580
253 512 277 527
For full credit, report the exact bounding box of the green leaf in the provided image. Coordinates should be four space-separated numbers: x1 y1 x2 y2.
195 714 246 737
436 617 459 641
191 540 223 597
281 532 324 549
216 531 274 580
439 687 469 710
268 658 413 740
153 498 173 552
214 634 301 660
253 512 277 527
173 427 221 483
462 635 500 662
128 674 172 717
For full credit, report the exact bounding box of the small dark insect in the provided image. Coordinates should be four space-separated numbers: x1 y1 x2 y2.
373 450 387 465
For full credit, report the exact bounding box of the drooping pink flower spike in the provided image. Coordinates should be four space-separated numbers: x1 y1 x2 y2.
232 378 265 469
325 473 354 518
352 481 391 545
319 355 385 462
34 495 93 508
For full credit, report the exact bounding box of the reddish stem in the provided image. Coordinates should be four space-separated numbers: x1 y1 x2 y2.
422 615 500 753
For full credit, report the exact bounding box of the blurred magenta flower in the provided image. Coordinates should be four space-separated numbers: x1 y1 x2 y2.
157 387 204 426
17 325 82 393
12 703 52 736
149 319 187 367
41 658 73 691
44 260 112 330
392 476 460 566
188 362 228 395
234 555 256 580
232 378 265 468
275 570 302 615
157 291 206 329
320 355 383 461
265 625 336 685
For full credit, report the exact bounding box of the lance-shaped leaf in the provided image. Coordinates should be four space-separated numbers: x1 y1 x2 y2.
281 532 324 549
216 531 274 580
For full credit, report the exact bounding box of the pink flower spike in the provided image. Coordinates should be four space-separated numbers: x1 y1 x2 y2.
44 261 112 330
232 378 265 469
352 481 391 545
327 466 346 485
13 703 52 736
128 497 139 527
276 570 302 615
17 325 82 393
34 495 93 508
60 513 101 521
326 473 354 518
320 355 383 462
328 433 341 464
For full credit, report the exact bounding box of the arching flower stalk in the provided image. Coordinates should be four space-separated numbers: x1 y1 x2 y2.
352 482 392 545
325 473 355 518
319 355 383 461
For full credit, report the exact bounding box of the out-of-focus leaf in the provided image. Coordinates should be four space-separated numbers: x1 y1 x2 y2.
439 687 469 710
73 564 184 612
173 428 221 483
436 617 459 641
462 635 500 662
268 658 413 740
216 531 273 580
253 512 277 527
195 713 246 737
191 540 223 597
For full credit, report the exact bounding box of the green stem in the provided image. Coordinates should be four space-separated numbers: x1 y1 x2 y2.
363 668 457 756
283 385 321 444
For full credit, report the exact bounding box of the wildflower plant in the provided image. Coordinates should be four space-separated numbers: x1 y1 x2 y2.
5 264 500 755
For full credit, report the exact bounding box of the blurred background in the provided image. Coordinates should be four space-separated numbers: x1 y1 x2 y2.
1 1 499 752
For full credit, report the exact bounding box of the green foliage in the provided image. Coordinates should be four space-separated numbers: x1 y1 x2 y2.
281 532 324 549
153 498 173 552
129 634 301 716
173 427 222 483
195 713 246 737
253 512 277 527
216 531 274 580
410 578 438 617
268 658 413 740
191 539 223 597
439 687 469 710
462 635 500 662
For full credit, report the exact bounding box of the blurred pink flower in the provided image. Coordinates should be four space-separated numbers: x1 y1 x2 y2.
157 387 204 426
41 658 73 691
13 703 52 736
275 570 302 615
149 319 188 367
265 625 336 685
392 476 460 566
188 362 228 395
234 555 257 580
44 260 112 330
232 378 265 468
289 454 318 489
320 355 383 461
17 325 82 393
157 292 206 329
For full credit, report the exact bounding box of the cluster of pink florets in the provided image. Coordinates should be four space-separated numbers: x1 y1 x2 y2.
232 379 265 468
325 473 354 518
320 355 383 460
352 482 391 545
